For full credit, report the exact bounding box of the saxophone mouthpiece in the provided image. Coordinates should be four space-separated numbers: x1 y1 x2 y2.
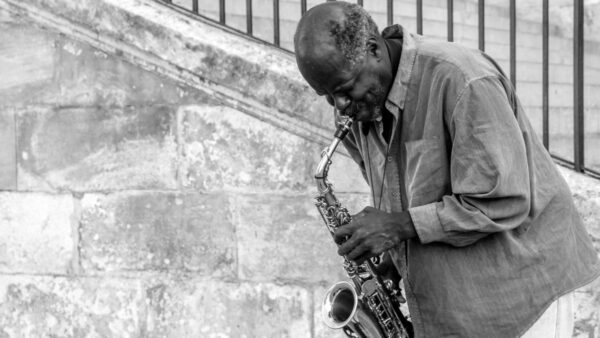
334 117 353 141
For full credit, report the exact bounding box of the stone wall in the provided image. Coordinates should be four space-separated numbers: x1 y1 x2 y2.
0 0 598 337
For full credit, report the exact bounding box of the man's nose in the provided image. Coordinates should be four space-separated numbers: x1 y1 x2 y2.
333 95 351 113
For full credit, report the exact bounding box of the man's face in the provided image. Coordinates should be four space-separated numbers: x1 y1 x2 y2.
297 43 391 122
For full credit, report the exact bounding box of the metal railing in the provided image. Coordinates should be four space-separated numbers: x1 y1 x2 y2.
159 0 596 178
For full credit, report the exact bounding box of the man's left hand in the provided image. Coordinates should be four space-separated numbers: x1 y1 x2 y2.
333 207 417 264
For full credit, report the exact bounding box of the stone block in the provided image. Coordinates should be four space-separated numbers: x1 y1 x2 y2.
80 192 237 276
559 170 600 254
0 24 54 96
0 22 216 108
515 33 543 52
417 19 448 40
573 277 600 338
522 107 544 138
46 38 216 108
586 69 600 85
0 275 143 337
0 193 73 274
181 104 320 192
17 105 178 192
250 16 277 44
548 83 575 109
235 193 335 282
0 110 16 190
485 28 511 46
423 5 448 23
337 193 373 215
324 152 371 194
549 64 575 85
516 63 543 85
517 82 543 108
234 193 373 284
144 279 311 337
505 45 540 64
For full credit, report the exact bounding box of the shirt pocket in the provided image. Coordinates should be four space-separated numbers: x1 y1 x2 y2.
404 137 449 207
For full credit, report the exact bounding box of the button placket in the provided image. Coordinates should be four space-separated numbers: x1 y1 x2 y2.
386 141 403 209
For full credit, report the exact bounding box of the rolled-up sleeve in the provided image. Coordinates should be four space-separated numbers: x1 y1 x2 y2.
409 76 531 247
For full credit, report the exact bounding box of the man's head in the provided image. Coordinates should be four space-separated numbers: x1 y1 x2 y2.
294 1 393 121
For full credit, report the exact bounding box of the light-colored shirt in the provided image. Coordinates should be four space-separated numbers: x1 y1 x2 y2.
340 25 600 337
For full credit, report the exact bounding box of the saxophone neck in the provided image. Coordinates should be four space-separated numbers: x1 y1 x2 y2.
315 117 353 193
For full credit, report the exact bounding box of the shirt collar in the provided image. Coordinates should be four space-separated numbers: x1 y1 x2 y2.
383 25 419 112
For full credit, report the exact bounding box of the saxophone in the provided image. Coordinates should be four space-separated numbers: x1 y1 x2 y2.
314 117 413 338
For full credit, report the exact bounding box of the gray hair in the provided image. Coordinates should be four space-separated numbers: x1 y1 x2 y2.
294 2 379 69
327 3 379 68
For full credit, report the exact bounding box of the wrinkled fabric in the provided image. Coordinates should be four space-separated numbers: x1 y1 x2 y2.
339 25 600 337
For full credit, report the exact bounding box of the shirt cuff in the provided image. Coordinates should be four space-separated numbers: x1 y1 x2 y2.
408 202 445 244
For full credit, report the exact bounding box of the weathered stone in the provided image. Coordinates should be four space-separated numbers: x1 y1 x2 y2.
325 153 371 194
0 275 143 337
559 167 600 254
4 0 334 128
181 104 320 192
0 22 217 109
574 277 600 338
0 24 54 97
313 285 351 338
0 1 599 337
235 193 352 284
144 278 311 337
571 194 600 255
336 193 373 215
0 193 73 274
80 192 236 276
0 110 16 190
17 105 178 192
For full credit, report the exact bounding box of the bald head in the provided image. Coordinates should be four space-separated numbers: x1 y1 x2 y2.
294 2 379 71
293 2 392 122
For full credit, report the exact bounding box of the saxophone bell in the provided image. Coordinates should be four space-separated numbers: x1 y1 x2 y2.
322 281 358 329
322 281 388 338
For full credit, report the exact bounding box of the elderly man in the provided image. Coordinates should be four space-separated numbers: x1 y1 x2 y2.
294 2 600 337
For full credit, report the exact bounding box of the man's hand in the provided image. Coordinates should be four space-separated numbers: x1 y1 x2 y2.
333 207 417 264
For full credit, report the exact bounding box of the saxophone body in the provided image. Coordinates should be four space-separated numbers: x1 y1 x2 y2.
315 117 413 338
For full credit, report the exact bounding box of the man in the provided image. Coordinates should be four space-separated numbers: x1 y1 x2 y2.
294 2 600 337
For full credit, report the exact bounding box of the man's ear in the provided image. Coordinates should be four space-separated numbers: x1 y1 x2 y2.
366 37 383 60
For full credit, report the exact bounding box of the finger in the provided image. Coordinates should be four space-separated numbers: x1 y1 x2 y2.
333 225 355 244
356 206 376 216
351 209 366 220
345 217 362 231
353 253 373 265
337 234 360 256
346 243 368 262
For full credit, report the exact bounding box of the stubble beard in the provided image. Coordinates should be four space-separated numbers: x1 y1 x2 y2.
367 85 387 122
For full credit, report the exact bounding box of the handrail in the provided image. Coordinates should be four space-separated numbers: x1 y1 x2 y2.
157 0 595 178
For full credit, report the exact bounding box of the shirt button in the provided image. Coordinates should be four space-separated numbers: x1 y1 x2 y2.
387 156 393 162
392 192 400 197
